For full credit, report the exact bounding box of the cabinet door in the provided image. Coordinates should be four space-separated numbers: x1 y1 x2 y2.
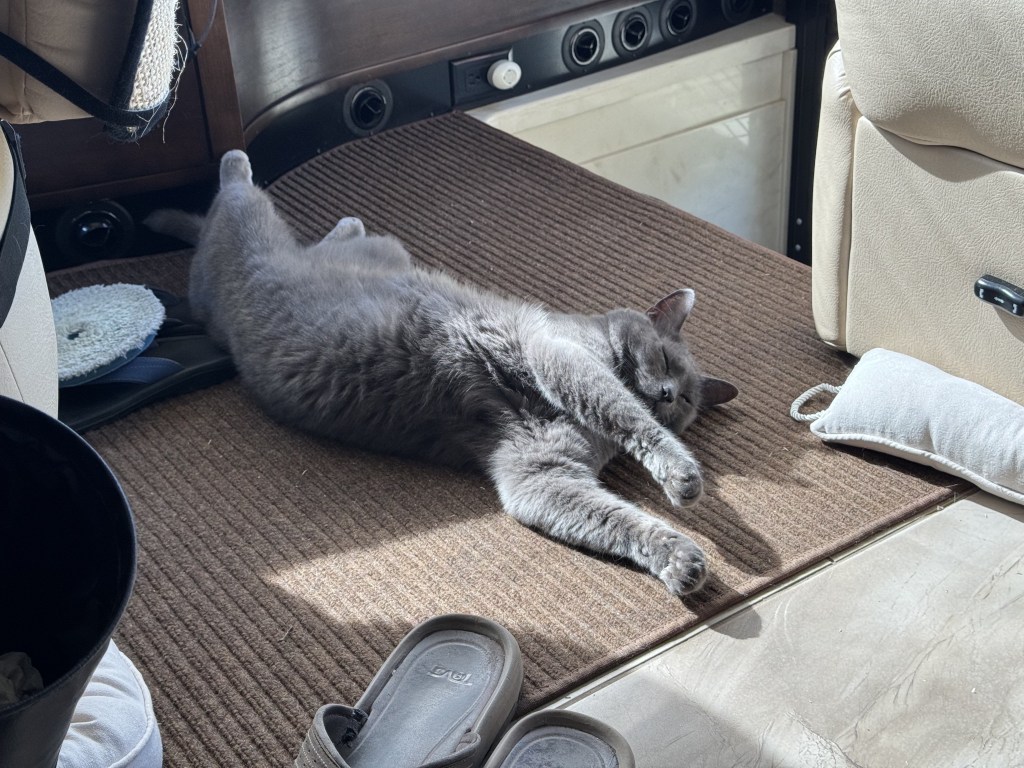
474 16 796 252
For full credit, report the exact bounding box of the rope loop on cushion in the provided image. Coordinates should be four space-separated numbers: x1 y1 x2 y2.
790 383 841 422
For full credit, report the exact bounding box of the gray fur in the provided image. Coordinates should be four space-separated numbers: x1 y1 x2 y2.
146 150 738 596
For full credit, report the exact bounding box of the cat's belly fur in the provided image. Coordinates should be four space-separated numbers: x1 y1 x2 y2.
253 347 542 469
222 278 555 469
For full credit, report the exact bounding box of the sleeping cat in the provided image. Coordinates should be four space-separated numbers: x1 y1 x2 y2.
146 150 738 596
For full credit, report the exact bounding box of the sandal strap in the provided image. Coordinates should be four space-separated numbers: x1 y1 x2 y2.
294 704 367 768
294 704 483 768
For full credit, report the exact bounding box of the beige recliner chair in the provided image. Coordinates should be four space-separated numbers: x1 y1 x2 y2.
0 133 56 415
811 0 1024 405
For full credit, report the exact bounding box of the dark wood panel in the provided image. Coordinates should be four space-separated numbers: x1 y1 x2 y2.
784 0 834 263
18 63 211 207
222 0 644 129
188 0 245 155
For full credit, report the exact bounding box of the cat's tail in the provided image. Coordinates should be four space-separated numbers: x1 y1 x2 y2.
144 209 205 245
144 151 252 244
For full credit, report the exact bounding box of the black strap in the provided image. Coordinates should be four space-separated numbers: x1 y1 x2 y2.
0 120 30 329
0 0 171 138
0 32 164 132
110 0 156 113
185 0 220 54
332 706 369 747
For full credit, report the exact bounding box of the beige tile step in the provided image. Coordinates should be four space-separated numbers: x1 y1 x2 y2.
555 493 1024 767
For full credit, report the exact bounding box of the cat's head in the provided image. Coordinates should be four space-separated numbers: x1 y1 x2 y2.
608 289 738 433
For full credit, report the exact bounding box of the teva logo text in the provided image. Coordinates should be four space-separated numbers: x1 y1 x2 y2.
429 665 473 685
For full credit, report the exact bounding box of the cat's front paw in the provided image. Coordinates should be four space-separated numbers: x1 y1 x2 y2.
648 530 708 596
327 216 366 241
644 433 703 507
660 460 703 507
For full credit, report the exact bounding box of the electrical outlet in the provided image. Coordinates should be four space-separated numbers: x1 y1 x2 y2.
450 50 512 105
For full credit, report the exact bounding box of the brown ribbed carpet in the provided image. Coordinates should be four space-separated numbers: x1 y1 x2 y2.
47 113 965 767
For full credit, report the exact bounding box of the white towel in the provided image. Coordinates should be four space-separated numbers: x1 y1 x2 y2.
51 284 165 385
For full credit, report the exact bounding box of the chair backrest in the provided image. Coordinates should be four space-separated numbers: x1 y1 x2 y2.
833 0 1024 168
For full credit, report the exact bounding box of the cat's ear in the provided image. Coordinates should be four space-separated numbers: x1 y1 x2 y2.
701 377 739 407
646 289 695 336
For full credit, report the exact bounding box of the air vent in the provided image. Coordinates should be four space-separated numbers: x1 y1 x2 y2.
660 0 698 44
343 81 394 136
613 8 652 58
721 0 755 24
562 21 605 73
55 200 135 263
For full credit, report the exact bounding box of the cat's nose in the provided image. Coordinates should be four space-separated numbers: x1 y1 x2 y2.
660 383 677 403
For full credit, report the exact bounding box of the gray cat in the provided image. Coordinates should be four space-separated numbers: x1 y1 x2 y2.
146 150 738 596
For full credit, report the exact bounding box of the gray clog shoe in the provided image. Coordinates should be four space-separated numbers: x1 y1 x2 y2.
482 710 635 768
296 614 523 768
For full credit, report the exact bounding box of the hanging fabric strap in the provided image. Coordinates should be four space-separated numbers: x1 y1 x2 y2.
0 120 30 329
0 0 170 138
185 0 220 54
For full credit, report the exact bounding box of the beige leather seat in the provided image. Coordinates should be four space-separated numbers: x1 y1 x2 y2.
811 0 1024 404
0 137 57 415
0 0 178 416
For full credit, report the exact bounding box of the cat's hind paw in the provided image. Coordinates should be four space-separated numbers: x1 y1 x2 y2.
650 531 707 596
219 149 253 187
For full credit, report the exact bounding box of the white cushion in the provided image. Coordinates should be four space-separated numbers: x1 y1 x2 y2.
792 348 1024 506
57 641 162 768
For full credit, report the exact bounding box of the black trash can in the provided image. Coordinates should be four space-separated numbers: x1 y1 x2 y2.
0 395 137 768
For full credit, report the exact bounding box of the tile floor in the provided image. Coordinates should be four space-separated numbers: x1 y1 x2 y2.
550 491 1024 767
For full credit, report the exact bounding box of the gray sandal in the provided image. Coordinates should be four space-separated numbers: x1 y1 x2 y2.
482 710 635 768
296 614 523 768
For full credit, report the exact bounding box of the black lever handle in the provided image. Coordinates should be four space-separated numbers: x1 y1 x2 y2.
974 274 1024 317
